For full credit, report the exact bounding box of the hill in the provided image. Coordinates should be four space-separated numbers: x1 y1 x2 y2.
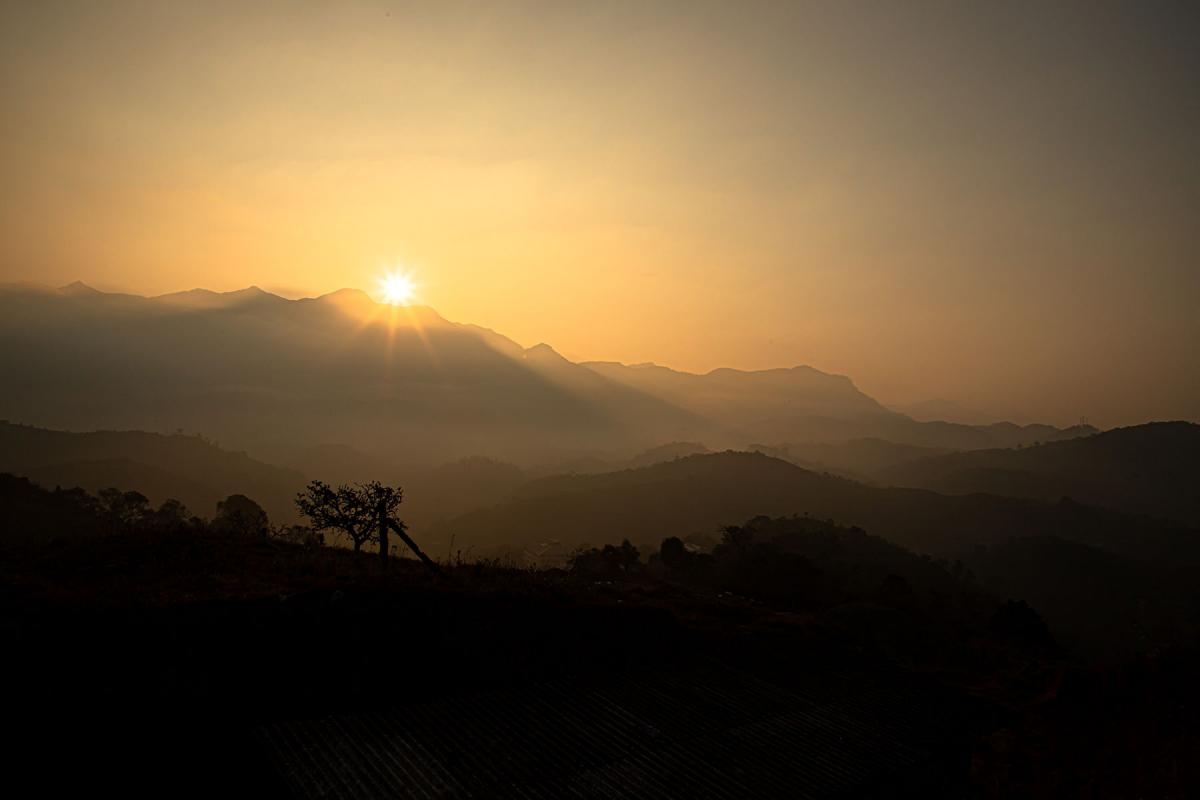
433 451 1198 564
0 421 306 522
434 451 1200 655
2 474 1197 795
881 422 1200 525
750 438 949 481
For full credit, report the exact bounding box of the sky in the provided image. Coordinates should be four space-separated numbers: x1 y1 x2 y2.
1 1 1197 426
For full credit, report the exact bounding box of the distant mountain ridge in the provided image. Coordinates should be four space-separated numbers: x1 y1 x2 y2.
0 283 1093 464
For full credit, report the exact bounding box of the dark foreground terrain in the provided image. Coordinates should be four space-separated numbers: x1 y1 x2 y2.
3 524 1197 798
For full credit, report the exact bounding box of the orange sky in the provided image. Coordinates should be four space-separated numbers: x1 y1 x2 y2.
2 2 1197 426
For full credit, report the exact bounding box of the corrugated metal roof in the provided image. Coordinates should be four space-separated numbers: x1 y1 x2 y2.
258 663 963 799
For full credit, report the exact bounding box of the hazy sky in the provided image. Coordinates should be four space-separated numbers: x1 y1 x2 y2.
2 1 1197 426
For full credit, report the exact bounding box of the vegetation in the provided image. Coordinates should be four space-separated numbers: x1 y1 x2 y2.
1 418 1197 795
295 479 403 553
4 473 1196 796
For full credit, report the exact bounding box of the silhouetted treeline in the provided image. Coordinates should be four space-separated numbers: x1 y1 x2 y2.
568 514 1006 665
562 508 1200 659
0 472 294 547
643 515 977 613
0 421 305 523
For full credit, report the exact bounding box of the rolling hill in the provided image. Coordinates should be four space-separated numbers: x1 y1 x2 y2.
880 422 1200 525
432 450 1200 565
0 421 306 522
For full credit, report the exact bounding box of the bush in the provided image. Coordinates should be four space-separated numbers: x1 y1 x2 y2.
570 539 640 579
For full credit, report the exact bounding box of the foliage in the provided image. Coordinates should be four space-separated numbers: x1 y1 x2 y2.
97 488 150 530
652 515 971 613
569 539 640 579
273 524 325 548
294 480 402 552
213 494 270 537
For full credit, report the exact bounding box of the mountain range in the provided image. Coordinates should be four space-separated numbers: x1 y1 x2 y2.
0 283 1094 466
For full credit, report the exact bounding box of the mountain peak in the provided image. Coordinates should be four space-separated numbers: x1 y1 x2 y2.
152 285 284 309
58 281 100 296
523 343 575 368
309 289 450 327
317 287 372 302
308 288 378 316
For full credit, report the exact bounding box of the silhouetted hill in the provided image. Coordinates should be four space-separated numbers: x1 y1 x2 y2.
436 452 1200 654
527 441 715 478
626 441 712 468
751 438 949 481
0 473 106 544
0 421 305 522
435 451 1199 564
881 422 1200 525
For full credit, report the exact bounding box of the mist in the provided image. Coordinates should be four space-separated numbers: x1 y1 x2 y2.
3 3 1199 797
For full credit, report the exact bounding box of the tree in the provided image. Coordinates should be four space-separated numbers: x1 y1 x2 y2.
714 524 754 560
659 536 690 570
97 488 150 531
149 498 192 532
570 539 641 579
273 523 324 548
214 494 270 537
295 480 401 553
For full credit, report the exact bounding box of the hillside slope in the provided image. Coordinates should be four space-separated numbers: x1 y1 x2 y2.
881 422 1200 525
0 422 306 521
432 451 1199 565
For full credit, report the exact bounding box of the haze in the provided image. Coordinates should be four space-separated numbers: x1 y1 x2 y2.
2 1 1197 426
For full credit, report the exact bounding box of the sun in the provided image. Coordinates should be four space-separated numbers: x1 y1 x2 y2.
379 272 416 305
